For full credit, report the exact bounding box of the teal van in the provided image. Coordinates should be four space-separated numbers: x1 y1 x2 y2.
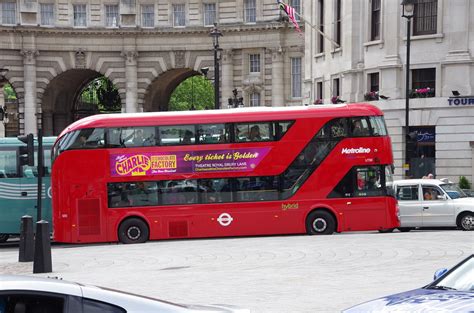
0 137 56 242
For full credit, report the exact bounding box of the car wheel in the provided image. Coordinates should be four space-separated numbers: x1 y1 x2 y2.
458 213 474 231
378 228 395 233
306 211 336 235
118 218 149 244
398 227 412 232
0 234 9 243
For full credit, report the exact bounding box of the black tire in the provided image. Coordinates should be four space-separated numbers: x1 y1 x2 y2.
0 234 9 243
398 227 412 232
378 228 395 233
306 211 336 235
118 218 149 244
458 213 474 231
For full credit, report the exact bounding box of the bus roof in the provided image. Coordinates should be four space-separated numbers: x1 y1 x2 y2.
58 103 383 138
0 136 57 147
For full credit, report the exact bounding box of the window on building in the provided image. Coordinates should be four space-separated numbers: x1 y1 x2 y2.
141 5 154 28
244 0 256 23
2 2 16 25
412 68 435 98
316 81 323 101
40 3 54 26
73 4 87 27
173 4 185 27
249 92 261 107
291 57 302 98
105 5 119 27
333 78 340 97
203 3 216 26
414 0 437 35
318 0 324 53
371 0 381 41
249 54 260 73
369 72 379 92
290 0 301 21
334 0 342 46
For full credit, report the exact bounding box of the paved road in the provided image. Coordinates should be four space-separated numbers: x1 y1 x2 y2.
0 230 472 313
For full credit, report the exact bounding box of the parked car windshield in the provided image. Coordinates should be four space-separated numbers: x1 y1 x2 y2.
428 256 473 292
440 183 468 199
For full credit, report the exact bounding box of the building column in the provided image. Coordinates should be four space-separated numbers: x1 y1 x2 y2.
123 51 138 113
221 50 234 109
22 50 38 135
271 47 284 106
443 0 472 96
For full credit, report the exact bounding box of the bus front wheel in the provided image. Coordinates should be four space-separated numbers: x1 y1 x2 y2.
118 218 149 244
306 211 336 235
0 234 9 243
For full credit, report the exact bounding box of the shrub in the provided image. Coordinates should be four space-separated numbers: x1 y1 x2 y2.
459 176 471 189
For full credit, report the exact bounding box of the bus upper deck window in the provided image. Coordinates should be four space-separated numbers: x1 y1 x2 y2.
72 128 105 149
369 116 388 136
350 117 371 137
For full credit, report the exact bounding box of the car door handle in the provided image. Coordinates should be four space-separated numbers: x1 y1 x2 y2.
423 206 429 210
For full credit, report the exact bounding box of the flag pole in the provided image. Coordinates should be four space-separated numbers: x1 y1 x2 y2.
278 1 340 48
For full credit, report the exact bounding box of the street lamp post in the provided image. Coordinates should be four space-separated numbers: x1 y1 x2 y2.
209 23 222 110
228 88 244 108
401 0 415 178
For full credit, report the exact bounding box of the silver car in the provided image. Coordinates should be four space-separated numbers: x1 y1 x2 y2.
393 179 474 231
0 275 249 313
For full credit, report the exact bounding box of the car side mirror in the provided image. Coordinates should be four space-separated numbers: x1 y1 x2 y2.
433 268 448 280
436 195 447 200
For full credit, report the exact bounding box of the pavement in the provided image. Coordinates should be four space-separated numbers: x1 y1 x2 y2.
0 230 473 313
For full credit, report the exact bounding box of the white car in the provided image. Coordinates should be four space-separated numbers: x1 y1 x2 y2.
0 275 249 313
392 179 474 231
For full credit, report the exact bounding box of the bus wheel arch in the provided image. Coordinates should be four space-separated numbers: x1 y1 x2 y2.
457 211 474 231
117 216 150 244
305 208 337 235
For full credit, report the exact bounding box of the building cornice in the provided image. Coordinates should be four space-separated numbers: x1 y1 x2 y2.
0 22 290 37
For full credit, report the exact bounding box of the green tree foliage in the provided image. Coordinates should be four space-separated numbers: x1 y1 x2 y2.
169 75 214 111
80 77 121 112
3 84 17 100
459 176 471 190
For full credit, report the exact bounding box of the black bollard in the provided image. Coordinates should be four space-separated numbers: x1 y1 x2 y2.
33 220 52 273
19 215 35 262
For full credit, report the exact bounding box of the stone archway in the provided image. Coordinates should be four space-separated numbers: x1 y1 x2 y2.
143 68 202 112
41 69 121 136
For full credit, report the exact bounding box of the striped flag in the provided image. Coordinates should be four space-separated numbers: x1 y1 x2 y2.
278 1 302 33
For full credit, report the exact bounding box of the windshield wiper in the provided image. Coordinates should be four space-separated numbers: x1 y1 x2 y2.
426 285 457 291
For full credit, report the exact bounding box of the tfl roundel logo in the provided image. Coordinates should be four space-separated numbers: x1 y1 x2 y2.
217 213 233 227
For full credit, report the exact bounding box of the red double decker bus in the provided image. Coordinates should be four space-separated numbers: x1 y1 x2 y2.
52 104 399 244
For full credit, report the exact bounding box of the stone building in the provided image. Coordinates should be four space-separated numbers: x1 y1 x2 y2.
304 0 474 183
0 0 304 137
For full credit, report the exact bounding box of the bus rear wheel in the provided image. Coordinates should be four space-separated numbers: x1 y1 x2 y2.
0 234 9 243
306 211 336 235
118 218 149 244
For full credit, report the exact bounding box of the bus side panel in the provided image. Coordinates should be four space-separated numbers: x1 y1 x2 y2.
0 178 24 234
